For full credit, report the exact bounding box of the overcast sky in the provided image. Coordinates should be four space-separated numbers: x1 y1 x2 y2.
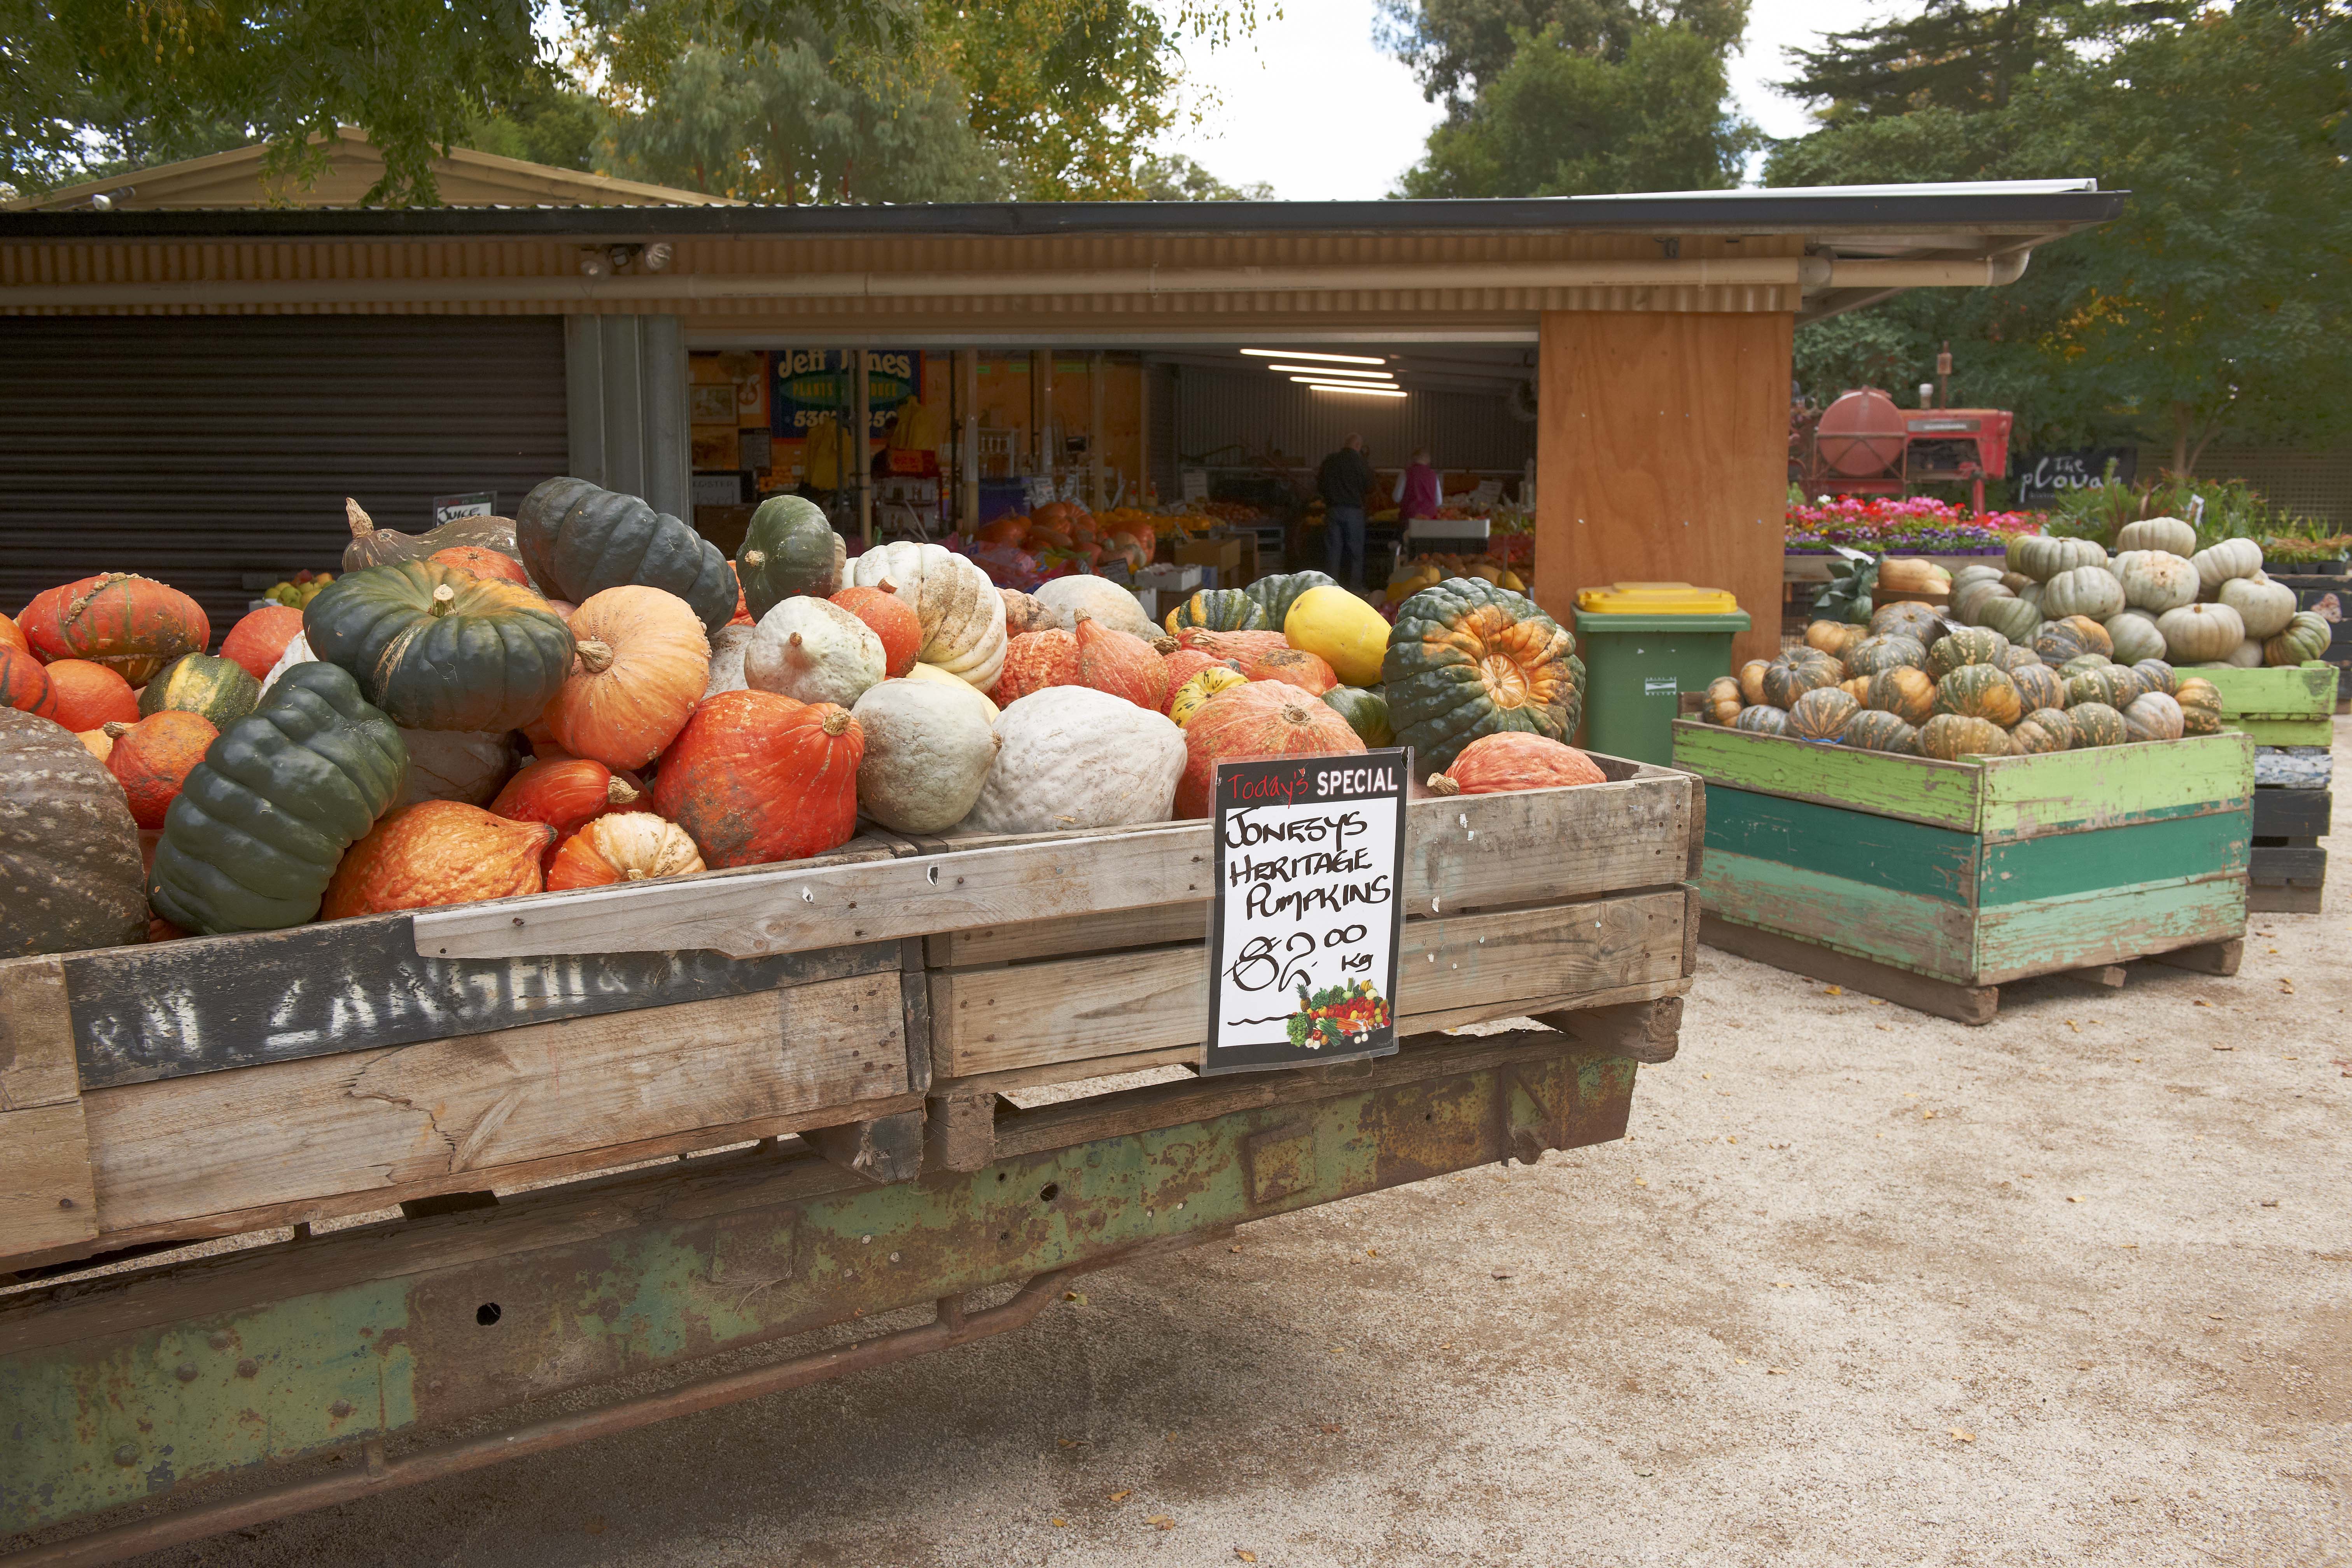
1160 0 1896 200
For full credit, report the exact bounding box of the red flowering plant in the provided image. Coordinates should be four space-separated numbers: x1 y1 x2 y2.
1787 494 2044 554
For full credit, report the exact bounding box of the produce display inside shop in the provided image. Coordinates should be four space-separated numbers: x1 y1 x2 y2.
0 480 1604 956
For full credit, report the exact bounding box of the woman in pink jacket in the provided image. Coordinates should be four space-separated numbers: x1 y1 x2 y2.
1396 448 1442 524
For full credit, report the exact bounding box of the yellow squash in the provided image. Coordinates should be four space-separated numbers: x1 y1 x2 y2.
1283 585 1390 687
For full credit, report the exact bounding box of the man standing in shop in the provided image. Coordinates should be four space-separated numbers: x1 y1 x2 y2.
1316 433 1373 590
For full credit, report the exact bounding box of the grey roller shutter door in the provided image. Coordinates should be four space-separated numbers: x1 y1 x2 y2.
0 317 569 641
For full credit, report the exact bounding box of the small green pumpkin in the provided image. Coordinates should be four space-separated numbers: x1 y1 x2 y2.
1927 628 2010 681
1787 686 1861 740
1734 704 1790 735
1996 644 2044 673
1935 665 2023 728
2129 658 2178 696
1863 667 1937 726
147 663 408 934
736 494 847 619
2174 677 2222 736
2011 707 2075 754
1761 654 1843 710
2265 611 2331 667
1845 634 1927 676
517 476 738 634
1167 589 1270 634
2007 663 2066 713
1321 685 1393 747
1868 601 1943 644
303 561 577 733
2064 667 2139 710
2066 701 2128 748
1976 594 2044 645
2033 615 2113 664
1919 713 2013 761
138 651 261 729
1840 709 1918 754
1246 570 1337 630
1382 579 1582 774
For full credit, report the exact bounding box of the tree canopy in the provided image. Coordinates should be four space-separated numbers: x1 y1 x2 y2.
1772 0 2352 477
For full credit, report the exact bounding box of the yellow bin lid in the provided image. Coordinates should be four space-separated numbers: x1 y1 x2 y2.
1575 581 1741 615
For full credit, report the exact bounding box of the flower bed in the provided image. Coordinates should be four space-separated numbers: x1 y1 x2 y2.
1787 497 2044 555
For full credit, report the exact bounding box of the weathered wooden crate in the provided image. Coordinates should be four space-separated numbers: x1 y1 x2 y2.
1671 718 2253 1022
0 760 1698 1276
2194 662 2335 913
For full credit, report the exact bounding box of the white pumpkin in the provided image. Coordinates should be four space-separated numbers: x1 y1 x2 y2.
2156 601 2245 663
2102 610 2170 666
397 728 518 807
1033 574 1157 640
2112 550 2198 613
851 679 999 833
2221 638 2265 667
2217 574 2297 639
2040 564 2126 621
965 686 1186 835
1977 594 2042 645
2016 535 2110 583
2116 516 2197 556
704 624 754 696
1952 578 2014 626
2190 537 2263 595
260 630 316 695
745 597 886 707
2121 691 2185 744
1950 564 2005 592
901 660 1000 720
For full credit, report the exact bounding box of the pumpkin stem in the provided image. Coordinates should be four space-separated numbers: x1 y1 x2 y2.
878 578 899 594
102 720 131 739
429 584 457 617
820 707 852 736
1149 634 1178 655
625 867 647 880
345 497 373 539
607 776 640 806
742 550 767 570
1425 772 1461 796
576 639 615 674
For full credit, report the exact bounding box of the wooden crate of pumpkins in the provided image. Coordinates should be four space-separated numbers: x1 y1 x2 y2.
1671 551 2258 1022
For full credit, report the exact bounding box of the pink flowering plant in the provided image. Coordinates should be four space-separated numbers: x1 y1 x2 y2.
1787 494 2045 553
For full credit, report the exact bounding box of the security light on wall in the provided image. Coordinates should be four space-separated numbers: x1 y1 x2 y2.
1304 382 1406 398
1267 365 1394 379
1240 348 1388 366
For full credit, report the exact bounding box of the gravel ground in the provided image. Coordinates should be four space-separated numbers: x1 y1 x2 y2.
131 727 2349 1568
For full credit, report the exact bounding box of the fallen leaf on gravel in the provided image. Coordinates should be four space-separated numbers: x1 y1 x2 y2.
1439 1341 1454 1349
1320 1423 1342 1433
1237 1551 1258 1562
2261 1199 2280 1208
1735 1358 1749 1365
1063 1291 1088 1304
1768 1367 1787 1375
1230 1245 1242 1253
1147 1515 1175 1530
2208 1312 2225 1320
1366 1247 1378 1256
1726 1135 1739 1143
1922 1111 1936 1120
2194 999 2212 1008
1634 1178 1648 1186
1950 1428 1974 1442
1824 985 1843 996
2068 1196 2083 1203
1876 1024 1892 1031
1492 1271 1514 1281
2212 1044 2234 1051
1053 1517 1069 1527
1869 998 1885 1006
1108 1490 1131 1503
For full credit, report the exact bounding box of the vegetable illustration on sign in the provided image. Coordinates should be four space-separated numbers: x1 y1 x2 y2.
1204 749 1407 1074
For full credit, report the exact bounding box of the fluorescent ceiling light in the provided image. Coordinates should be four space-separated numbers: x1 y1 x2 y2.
1241 348 1387 366
1305 382 1407 397
1268 364 1393 379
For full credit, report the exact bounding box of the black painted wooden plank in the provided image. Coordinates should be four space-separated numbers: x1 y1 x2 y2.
2251 788 2331 838
2247 845 2328 885
63 915 897 1090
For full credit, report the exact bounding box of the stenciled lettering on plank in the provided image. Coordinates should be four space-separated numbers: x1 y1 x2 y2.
64 917 894 1090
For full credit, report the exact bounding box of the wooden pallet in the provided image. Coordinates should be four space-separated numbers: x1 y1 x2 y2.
2250 783 2328 912
1 760 1699 1275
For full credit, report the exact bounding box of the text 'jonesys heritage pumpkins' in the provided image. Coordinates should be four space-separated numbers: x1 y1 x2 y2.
653 690 863 868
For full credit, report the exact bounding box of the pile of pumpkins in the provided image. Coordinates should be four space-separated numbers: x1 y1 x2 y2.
969 500 1152 575
1383 555 1528 609
1699 599 2224 761
0 479 1600 961
1949 518 2329 669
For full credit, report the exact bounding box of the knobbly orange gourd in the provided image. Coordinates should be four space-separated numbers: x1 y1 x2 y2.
1239 646 1339 696
994 629 1080 705
1425 733 1606 795
489 757 642 865
102 711 219 829
429 544 533 586
17 573 210 685
544 585 711 770
1175 680 1365 819
43 659 139 731
320 800 555 919
652 691 863 868
1171 627 1291 665
1074 613 1172 711
545 812 706 891
0 645 58 720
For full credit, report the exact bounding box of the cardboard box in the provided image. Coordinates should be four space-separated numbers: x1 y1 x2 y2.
1175 537 1242 574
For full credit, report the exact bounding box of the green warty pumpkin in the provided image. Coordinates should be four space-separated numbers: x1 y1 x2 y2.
2065 701 2128 748
735 494 847 619
1840 709 1918 754
1246 570 1338 630
1919 713 2013 761
1927 627 2010 682
1845 634 1927 676
1167 588 1270 634
303 561 577 732
517 476 738 634
2011 707 2075 754
1733 704 1790 735
1787 686 1861 740
2264 611 2331 667
1935 664 2023 728
1382 578 1582 774
138 651 261 729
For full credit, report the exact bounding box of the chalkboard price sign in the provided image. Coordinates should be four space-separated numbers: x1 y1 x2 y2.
1203 749 1409 1075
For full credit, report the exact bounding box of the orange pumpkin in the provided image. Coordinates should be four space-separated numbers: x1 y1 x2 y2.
831 583 923 677
1240 646 1339 696
0 612 25 656
545 812 707 891
1175 680 1366 818
1172 627 1292 664
321 801 555 920
0 644 58 719
17 573 209 685
76 728 114 761
44 659 139 730
1426 733 1606 796
995 629 1080 704
651 691 863 868
1074 613 1170 710
544 586 712 771
977 516 1029 547
104 711 219 828
218 605 306 681
489 757 642 865
429 544 532 586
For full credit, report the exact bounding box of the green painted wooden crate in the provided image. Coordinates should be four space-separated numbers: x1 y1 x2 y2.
2188 661 2335 745
1671 721 2253 987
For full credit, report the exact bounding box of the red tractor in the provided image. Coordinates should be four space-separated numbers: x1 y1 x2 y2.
1792 386 2015 514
